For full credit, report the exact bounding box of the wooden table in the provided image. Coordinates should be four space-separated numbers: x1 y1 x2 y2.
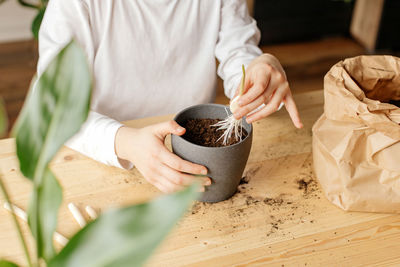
1 90 400 266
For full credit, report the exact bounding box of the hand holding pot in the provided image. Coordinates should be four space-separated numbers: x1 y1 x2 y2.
115 121 210 193
232 54 303 128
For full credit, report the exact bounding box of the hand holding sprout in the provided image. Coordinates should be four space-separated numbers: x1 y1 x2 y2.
213 54 304 146
212 65 247 145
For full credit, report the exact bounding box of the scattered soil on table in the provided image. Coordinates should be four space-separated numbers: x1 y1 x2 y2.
189 155 322 237
181 118 247 147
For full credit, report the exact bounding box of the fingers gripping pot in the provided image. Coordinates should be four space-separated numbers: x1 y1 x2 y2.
312 56 400 213
172 104 253 203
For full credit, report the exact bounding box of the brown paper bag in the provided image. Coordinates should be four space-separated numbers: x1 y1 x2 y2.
312 55 400 213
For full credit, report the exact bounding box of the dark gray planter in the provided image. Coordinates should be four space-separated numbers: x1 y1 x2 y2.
171 104 253 203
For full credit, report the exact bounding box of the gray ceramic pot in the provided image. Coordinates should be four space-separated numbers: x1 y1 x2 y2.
171 103 253 203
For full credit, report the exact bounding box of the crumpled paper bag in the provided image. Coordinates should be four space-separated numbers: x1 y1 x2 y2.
312 55 400 213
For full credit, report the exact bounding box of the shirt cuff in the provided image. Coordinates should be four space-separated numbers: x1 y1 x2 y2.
107 123 134 170
65 112 134 170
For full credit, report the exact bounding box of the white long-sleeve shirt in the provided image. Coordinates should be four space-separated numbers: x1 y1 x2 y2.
37 0 262 168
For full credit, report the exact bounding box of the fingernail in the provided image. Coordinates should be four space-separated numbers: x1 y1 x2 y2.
201 168 207 175
246 118 252 124
198 187 205 192
203 178 212 186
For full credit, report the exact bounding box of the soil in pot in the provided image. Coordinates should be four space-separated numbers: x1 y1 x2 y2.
389 99 400 108
181 118 248 147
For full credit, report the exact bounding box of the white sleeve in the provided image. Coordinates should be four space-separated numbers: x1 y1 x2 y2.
38 0 131 169
65 112 132 169
215 0 263 99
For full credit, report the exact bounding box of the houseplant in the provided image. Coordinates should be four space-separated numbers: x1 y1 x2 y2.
0 40 199 267
172 103 253 203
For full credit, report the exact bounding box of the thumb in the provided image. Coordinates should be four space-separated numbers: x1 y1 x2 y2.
154 120 186 138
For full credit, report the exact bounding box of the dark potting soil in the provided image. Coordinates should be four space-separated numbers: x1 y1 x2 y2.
389 99 400 108
181 118 247 147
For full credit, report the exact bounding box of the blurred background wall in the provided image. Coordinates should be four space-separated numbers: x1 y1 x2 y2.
0 0 35 42
0 0 399 133
254 0 400 51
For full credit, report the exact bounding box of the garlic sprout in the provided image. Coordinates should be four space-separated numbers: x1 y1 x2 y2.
212 65 246 145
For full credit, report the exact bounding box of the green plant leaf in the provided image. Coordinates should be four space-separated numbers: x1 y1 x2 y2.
0 98 7 137
49 183 200 267
28 168 62 261
31 8 45 40
13 40 92 181
17 0 39 9
239 64 246 96
0 260 19 267
13 40 92 261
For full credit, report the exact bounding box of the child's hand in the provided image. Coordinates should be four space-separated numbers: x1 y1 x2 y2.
115 121 210 193
232 54 303 128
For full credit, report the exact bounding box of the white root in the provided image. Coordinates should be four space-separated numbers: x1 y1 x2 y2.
212 64 246 145
3 202 69 246
211 107 244 146
68 203 87 228
85 205 98 220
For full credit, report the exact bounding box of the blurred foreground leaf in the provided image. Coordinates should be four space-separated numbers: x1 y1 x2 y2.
0 260 18 267
28 168 62 261
49 183 199 267
13 40 91 261
13 40 91 180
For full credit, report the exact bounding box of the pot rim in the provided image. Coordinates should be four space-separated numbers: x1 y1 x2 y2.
172 103 253 150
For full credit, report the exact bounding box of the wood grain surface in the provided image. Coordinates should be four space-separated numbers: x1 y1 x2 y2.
1 90 400 267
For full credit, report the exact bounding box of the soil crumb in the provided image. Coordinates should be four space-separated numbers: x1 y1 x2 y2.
296 177 318 197
181 118 247 147
191 202 201 215
263 196 284 206
239 176 250 185
246 196 260 205
238 166 261 186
